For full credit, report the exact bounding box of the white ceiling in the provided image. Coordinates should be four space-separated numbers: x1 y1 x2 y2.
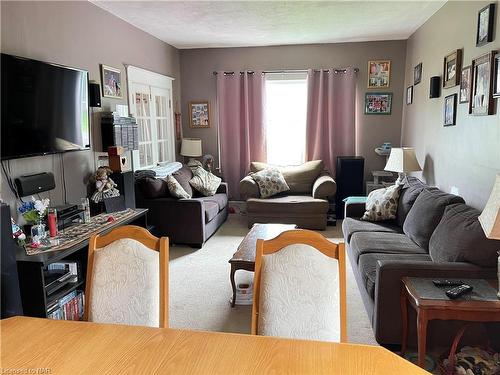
93 1 446 49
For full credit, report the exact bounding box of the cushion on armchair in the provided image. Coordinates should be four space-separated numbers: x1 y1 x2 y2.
251 168 290 198
312 173 337 200
240 175 260 199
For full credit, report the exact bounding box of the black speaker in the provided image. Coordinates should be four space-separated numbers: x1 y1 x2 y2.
429 76 441 98
335 156 365 219
89 81 101 107
14 172 55 197
1 204 23 318
111 171 135 209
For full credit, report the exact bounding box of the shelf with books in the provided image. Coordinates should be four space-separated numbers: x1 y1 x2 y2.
47 290 84 321
46 279 84 308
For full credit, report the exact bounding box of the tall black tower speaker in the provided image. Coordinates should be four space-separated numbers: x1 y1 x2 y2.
335 156 365 219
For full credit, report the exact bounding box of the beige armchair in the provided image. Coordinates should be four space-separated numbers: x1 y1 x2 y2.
239 160 336 230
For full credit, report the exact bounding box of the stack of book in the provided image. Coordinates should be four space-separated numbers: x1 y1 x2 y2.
47 290 84 320
101 112 139 151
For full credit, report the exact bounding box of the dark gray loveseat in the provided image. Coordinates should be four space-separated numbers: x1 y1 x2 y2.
342 177 498 346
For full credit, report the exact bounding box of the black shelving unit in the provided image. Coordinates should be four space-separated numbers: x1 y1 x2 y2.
16 209 148 318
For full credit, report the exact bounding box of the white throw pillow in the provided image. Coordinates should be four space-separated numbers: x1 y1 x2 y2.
250 168 290 198
189 167 221 196
362 184 401 221
166 175 191 199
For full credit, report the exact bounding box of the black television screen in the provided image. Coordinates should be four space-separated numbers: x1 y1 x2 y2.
1 54 90 160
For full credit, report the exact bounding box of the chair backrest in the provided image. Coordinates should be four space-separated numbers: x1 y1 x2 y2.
84 225 169 328
251 230 346 342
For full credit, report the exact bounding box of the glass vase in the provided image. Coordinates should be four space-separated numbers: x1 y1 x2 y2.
30 221 46 246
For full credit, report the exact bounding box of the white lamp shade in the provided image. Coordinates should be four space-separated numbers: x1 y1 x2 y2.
384 147 422 173
478 174 500 240
180 138 202 157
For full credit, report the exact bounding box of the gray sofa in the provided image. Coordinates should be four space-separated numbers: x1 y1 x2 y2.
239 160 336 230
342 177 498 346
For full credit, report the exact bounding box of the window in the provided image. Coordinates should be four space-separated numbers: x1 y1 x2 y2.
265 72 308 166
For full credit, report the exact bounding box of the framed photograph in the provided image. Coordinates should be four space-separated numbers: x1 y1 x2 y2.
367 60 391 88
406 86 413 105
189 101 210 128
444 94 457 126
100 64 122 99
414 63 422 85
471 52 495 116
493 53 500 98
443 49 462 89
364 93 392 115
459 66 472 104
476 3 495 47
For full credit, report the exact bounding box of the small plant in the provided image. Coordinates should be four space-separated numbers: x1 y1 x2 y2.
18 197 50 224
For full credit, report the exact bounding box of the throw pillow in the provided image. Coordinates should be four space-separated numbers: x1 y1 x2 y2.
189 167 222 196
172 165 194 197
361 184 401 221
166 175 191 199
250 168 290 198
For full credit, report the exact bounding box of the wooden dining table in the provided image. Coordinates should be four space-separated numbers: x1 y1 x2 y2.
1 317 429 374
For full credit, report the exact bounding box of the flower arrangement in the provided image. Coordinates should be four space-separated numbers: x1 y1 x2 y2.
18 197 50 224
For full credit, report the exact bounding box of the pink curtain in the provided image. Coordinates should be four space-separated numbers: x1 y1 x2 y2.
305 68 356 175
217 71 266 199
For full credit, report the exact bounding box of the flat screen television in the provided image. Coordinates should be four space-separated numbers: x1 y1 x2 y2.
1 54 90 160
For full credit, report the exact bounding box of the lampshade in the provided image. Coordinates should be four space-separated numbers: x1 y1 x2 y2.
478 174 500 240
180 138 202 157
384 147 422 173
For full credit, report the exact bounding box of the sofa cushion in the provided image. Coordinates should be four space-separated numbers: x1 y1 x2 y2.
349 232 426 263
247 195 329 215
250 168 290 198
342 217 401 244
203 201 219 223
189 167 222 197
172 165 194 197
358 253 432 299
403 189 465 250
429 203 500 267
166 175 191 199
396 176 428 227
362 184 402 222
250 160 324 194
193 193 227 212
136 177 169 199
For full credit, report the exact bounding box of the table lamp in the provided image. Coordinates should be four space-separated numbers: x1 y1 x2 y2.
384 147 422 185
180 138 202 167
478 174 500 298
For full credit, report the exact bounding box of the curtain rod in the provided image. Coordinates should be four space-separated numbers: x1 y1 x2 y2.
213 68 359 75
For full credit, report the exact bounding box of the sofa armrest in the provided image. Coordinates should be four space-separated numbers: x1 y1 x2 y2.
216 182 228 195
312 173 337 200
240 175 260 200
344 201 366 218
372 259 495 344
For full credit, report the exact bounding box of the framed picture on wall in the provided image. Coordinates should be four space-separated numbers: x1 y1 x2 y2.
189 101 211 128
470 52 495 116
493 53 500 98
476 3 495 47
364 93 392 115
443 49 462 89
414 63 422 85
367 60 391 88
459 66 472 104
100 64 122 99
406 86 413 105
444 94 457 126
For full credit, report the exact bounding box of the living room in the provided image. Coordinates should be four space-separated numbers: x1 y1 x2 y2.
1 1 499 374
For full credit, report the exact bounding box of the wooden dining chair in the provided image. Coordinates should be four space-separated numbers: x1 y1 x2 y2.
84 225 169 328
251 230 347 342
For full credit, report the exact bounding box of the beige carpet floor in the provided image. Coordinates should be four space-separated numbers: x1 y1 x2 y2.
169 213 378 346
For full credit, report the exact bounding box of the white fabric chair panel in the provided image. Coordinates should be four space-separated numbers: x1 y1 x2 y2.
258 244 340 342
88 238 160 327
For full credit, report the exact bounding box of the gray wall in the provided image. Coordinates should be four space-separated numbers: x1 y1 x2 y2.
180 41 407 182
1 1 180 216
402 0 500 209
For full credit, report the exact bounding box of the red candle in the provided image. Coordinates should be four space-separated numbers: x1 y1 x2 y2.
48 210 58 237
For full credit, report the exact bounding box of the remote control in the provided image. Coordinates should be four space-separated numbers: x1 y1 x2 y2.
445 284 473 299
432 279 464 287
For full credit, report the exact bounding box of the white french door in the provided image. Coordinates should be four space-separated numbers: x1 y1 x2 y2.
127 66 175 170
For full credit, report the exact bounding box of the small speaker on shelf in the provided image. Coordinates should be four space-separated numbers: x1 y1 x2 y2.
15 172 55 197
89 81 101 107
429 76 441 98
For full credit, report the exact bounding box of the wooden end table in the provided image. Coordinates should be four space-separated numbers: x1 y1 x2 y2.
400 277 500 368
229 223 297 307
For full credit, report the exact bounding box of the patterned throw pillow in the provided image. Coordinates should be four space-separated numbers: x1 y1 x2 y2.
189 167 222 196
361 184 401 221
166 175 191 199
251 168 290 198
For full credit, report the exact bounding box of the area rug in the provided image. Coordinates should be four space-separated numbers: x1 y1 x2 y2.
169 213 378 345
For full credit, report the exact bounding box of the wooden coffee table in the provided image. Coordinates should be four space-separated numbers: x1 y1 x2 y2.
229 223 297 307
